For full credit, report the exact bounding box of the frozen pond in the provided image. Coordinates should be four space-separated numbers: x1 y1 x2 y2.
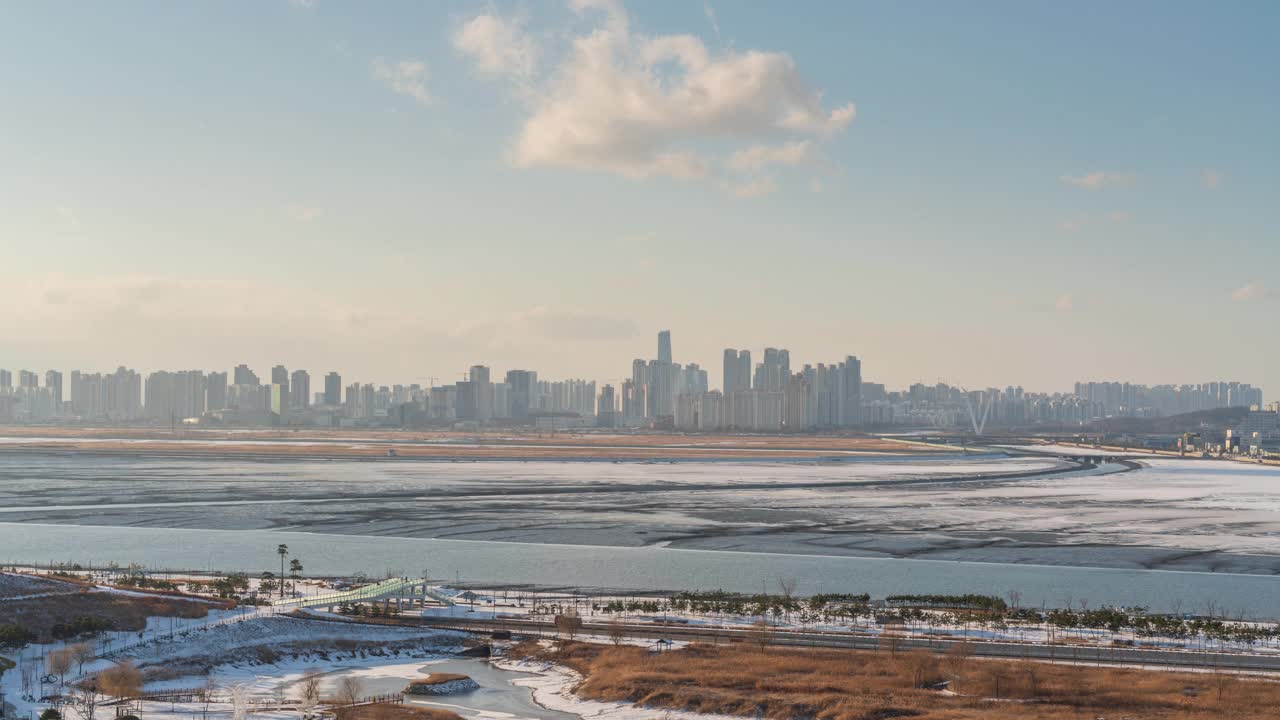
314 659 576 720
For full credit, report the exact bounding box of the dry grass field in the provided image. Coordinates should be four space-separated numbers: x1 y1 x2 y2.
407 673 472 687
334 704 462 720
518 641 1280 720
0 425 944 459
0 589 221 642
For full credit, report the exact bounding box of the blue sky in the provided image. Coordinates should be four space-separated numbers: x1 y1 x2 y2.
1 1 1276 395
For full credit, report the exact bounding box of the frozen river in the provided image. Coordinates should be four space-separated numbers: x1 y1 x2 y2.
2 450 1279 615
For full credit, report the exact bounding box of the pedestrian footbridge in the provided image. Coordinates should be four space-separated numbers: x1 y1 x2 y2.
273 577 456 611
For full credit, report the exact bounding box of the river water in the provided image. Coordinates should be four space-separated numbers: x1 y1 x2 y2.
3 450 1280 618
4 522 1280 619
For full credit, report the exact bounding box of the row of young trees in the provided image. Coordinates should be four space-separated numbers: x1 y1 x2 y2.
591 588 1280 651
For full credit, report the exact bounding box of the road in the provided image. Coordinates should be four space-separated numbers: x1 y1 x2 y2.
401 614 1280 673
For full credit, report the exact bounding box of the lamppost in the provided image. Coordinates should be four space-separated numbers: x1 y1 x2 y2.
276 545 289 600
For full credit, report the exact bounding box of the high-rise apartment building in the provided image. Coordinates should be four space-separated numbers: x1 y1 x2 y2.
234 364 259 386
657 330 672 364
755 348 791 392
268 383 288 424
505 370 537 418
44 370 63 405
723 349 752 395
271 365 289 392
18 370 38 389
324 372 342 405
597 384 617 427
145 370 206 421
206 371 228 411
840 355 862 426
290 369 310 410
0 370 10 390
469 365 493 421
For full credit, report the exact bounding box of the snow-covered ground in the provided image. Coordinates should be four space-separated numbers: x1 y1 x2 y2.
499 654 742 720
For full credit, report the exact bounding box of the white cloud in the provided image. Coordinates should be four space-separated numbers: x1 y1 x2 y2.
372 58 432 105
458 1 854 185
453 14 537 80
727 140 813 172
1202 169 1223 189
1059 171 1134 190
1232 283 1265 303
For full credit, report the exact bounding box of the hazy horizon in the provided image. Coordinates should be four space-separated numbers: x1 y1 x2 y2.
2 1 1276 395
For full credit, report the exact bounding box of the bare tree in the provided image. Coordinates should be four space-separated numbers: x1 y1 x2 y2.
555 610 583 641
70 681 101 720
300 670 323 709
198 676 217 720
1019 661 1041 698
878 630 904 657
72 643 95 677
607 618 626 646
1213 666 1234 705
777 577 797 599
47 648 74 688
900 650 936 688
231 683 253 720
985 665 1009 699
335 676 363 706
749 618 773 652
944 641 973 690
98 661 143 703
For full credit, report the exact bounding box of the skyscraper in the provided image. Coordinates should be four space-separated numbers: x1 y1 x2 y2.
233 364 259 386
657 330 672 364
271 365 289 393
206 371 228 411
597 384 617 427
839 355 863 426
324 372 341 406
18 370 38 389
0 370 10 390
290 369 311 410
756 348 791 392
723 349 752 395
268 383 288 424
44 370 63 405
469 365 493 421
505 370 537 418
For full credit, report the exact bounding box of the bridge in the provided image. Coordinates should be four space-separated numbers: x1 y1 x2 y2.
272 577 456 612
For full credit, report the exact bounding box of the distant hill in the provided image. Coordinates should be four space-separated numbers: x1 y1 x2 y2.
1090 406 1250 435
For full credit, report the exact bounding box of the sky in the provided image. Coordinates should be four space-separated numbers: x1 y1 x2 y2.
1 1 1276 396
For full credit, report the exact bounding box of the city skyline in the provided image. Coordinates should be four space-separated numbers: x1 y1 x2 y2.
2 2 1277 394
0 329 1268 433
0 329 1269 405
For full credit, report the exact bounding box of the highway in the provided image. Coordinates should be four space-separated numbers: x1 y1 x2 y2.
396 614 1280 673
